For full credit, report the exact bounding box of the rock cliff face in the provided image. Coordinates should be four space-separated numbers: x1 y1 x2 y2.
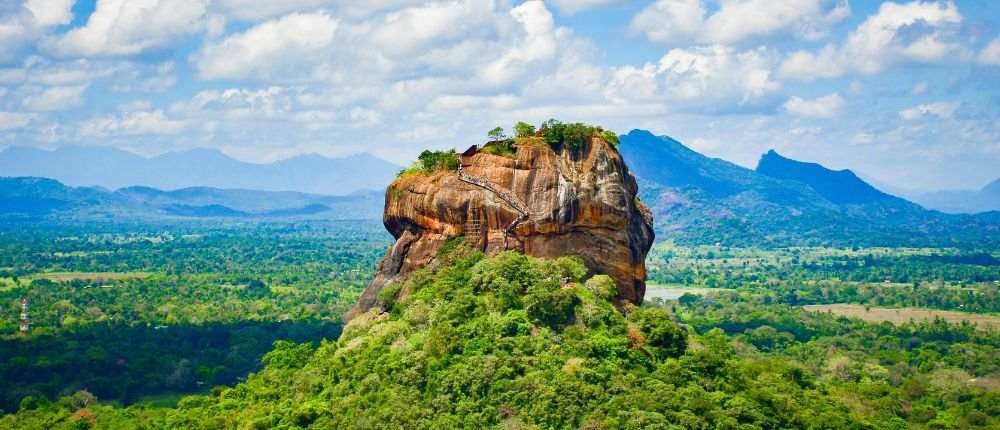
352 137 654 316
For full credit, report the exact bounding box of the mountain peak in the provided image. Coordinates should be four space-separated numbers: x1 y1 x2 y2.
756 150 893 205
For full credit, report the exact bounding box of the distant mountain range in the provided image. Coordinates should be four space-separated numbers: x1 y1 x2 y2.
3 134 998 248
856 172 1000 214
619 130 998 248
901 179 1000 215
0 177 382 220
0 146 400 195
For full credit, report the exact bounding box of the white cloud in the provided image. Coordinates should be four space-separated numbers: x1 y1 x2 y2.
80 110 192 136
978 36 1000 65
213 0 333 21
211 0 428 21
478 1 559 87
783 92 845 118
780 0 963 81
22 85 88 111
193 12 337 80
171 87 293 120
54 0 208 56
606 45 780 110
25 0 75 27
631 0 849 45
548 0 627 15
0 17 36 61
899 101 960 120
368 0 491 58
0 111 38 130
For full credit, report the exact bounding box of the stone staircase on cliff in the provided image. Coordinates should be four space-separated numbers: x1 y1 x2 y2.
457 164 529 248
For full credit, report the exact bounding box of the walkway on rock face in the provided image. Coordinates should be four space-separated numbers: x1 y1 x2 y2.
457 164 529 248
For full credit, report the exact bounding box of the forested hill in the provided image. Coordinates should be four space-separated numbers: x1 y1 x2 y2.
619 130 1000 248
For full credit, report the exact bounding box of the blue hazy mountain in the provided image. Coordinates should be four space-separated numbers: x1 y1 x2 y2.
0 146 400 195
902 178 1000 214
618 129 998 248
755 149 896 205
0 177 382 220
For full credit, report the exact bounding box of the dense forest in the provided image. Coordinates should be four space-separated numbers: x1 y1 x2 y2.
1 220 997 428
2 241 997 428
0 220 391 412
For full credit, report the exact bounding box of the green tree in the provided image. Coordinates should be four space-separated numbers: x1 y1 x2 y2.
628 307 687 359
487 126 507 142
513 122 536 138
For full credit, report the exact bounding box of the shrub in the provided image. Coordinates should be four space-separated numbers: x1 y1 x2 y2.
481 140 516 159
417 149 459 172
377 283 403 311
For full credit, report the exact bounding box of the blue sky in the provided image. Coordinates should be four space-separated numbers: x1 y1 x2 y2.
0 0 998 191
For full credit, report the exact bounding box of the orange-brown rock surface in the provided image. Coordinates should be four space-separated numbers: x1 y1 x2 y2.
353 137 654 316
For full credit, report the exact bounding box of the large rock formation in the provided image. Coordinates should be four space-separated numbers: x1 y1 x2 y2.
352 136 654 316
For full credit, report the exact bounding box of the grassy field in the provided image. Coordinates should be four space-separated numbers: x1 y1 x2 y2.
803 304 1000 331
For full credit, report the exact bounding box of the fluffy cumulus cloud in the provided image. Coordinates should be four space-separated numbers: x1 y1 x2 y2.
0 0 75 61
780 0 964 81
899 101 960 120
631 0 850 45
368 0 494 59
193 12 338 80
606 45 781 111
478 0 561 87
54 0 209 56
24 0 75 27
783 92 845 118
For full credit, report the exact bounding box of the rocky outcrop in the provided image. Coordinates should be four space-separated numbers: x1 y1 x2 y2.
352 137 654 317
